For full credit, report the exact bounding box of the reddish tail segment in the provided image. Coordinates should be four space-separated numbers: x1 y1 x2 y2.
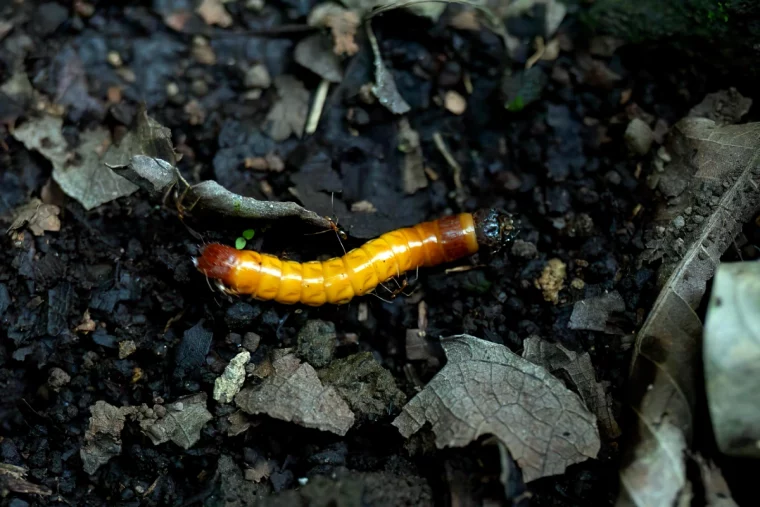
195 209 515 306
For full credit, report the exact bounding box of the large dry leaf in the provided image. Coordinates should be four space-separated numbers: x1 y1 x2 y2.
235 353 355 435
12 115 138 210
392 334 600 483
523 335 621 439
704 262 760 457
619 119 760 506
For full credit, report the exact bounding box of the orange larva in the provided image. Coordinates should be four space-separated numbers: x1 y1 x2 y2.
194 209 516 306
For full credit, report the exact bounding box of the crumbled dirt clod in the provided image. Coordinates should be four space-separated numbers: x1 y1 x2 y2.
214 350 251 404
118 339 137 359
535 258 567 304
296 320 336 368
47 367 70 391
318 352 407 420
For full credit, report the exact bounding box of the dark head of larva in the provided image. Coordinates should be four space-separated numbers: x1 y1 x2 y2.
473 208 518 251
195 243 239 282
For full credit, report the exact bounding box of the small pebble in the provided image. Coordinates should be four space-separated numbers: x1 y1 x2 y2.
673 216 686 229
444 90 467 115
107 51 122 67
244 64 271 89
48 367 71 391
119 340 137 359
625 118 654 156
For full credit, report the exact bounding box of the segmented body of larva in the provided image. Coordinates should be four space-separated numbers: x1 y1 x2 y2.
195 209 515 306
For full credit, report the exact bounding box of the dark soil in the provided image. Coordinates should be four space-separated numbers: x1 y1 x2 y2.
1 1 755 506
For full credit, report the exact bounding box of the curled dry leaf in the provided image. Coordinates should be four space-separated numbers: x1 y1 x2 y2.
266 75 310 142
235 353 355 435
523 335 621 439
392 335 600 482
103 107 331 230
12 115 138 210
8 198 61 236
704 262 760 457
366 22 410 115
619 119 760 506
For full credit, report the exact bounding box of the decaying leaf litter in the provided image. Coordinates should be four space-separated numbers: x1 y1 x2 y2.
2 0 759 506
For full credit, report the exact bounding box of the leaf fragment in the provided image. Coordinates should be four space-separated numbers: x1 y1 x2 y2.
266 75 310 142
0 463 52 496
392 334 600 482
12 115 138 210
366 22 410 115
294 33 343 83
137 393 213 449
523 335 621 439
235 353 355 435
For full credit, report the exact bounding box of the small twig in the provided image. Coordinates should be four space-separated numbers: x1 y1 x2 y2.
305 79 330 135
432 132 465 204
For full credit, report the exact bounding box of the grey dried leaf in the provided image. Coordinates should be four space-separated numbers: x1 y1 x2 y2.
0 463 52 496
266 75 310 142
80 400 137 474
294 33 343 83
568 291 626 334
523 335 620 439
366 22 410 115
103 105 178 196
12 116 138 210
392 334 600 482
235 353 355 435
704 262 760 457
138 393 213 449
620 119 760 506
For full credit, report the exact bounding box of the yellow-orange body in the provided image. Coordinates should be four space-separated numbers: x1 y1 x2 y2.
197 213 479 306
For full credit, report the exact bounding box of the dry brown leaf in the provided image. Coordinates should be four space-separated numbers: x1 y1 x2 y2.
523 335 621 439
393 334 600 482
308 3 360 56
9 198 61 236
619 118 760 506
196 0 232 27
265 75 310 142
235 353 355 435
0 463 52 496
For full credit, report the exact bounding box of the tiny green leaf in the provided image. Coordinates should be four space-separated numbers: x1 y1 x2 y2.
235 237 246 249
506 95 525 112
242 229 255 240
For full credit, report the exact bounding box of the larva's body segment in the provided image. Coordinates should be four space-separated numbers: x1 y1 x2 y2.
195 210 515 306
